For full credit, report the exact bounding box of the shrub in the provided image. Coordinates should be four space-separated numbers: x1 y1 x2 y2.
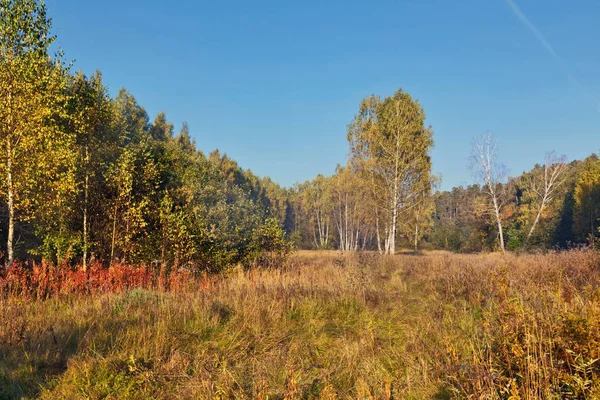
246 217 292 268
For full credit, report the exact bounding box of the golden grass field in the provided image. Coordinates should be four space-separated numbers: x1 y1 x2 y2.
1 250 600 399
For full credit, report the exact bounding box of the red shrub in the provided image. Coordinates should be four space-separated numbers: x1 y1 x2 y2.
0 260 206 299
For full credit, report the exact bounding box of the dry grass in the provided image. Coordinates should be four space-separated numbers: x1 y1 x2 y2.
1 250 600 399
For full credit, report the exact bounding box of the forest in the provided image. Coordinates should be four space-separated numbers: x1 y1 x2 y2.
2 1 600 399
1 1 598 272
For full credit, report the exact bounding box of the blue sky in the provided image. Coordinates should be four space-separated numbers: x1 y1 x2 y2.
46 0 600 190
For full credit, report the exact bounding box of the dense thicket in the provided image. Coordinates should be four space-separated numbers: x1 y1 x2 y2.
0 0 292 270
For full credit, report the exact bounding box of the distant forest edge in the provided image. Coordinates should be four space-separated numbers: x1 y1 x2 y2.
1 1 599 271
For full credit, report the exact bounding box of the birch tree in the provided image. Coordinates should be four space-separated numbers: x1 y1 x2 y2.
470 133 508 253
301 174 332 249
348 89 434 254
331 165 370 251
0 0 72 266
524 152 568 244
400 186 435 252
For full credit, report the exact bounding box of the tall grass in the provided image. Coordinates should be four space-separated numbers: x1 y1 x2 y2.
1 250 599 399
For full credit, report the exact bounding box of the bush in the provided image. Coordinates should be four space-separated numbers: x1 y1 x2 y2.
246 218 292 268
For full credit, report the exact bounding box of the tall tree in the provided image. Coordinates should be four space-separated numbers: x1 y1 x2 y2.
68 71 112 269
524 152 568 244
105 145 159 264
149 111 173 141
112 88 149 146
348 89 434 254
0 0 72 266
103 90 156 264
331 166 368 251
175 122 195 153
301 174 332 249
470 133 508 253
400 185 435 252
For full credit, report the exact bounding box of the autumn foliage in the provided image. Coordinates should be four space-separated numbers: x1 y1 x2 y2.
0 261 208 299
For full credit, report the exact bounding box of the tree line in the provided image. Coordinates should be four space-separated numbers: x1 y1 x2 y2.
431 145 600 253
289 131 600 253
2 0 599 269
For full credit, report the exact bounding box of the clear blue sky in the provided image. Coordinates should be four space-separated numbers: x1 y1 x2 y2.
46 0 600 190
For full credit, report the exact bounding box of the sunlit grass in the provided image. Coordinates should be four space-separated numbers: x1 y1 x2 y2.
1 250 600 399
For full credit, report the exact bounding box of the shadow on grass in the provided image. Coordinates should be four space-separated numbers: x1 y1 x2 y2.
0 292 155 399
0 327 82 399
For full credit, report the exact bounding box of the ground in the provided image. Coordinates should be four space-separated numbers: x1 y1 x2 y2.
1 250 600 399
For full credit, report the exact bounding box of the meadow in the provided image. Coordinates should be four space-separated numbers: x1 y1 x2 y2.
1 250 600 399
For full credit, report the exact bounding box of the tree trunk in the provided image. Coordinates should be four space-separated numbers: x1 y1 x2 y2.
492 195 505 253
82 146 89 270
384 224 390 254
316 209 322 247
414 220 419 252
336 192 344 251
526 200 545 243
375 208 382 254
388 128 400 256
389 210 397 255
389 193 398 255
6 141 14 268
344 194 349 251
110 201 118 264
